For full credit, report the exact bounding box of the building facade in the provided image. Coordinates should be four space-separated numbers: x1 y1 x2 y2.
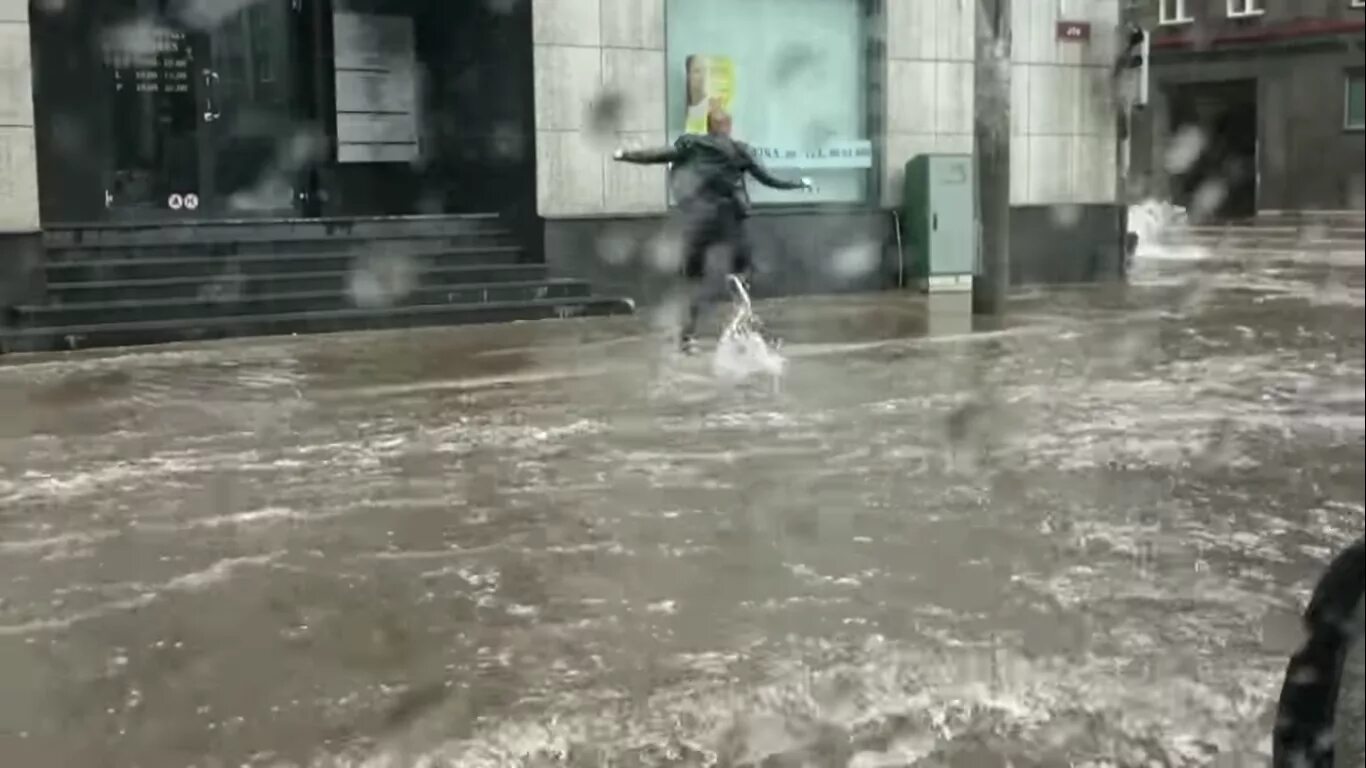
535 0 1128 297
1131 0 1366 217
23 0 538 225
1 0 1129 340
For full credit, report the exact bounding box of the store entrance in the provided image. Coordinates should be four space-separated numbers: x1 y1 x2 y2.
100 0 315 221
1167 79 1258 222
32 0 536 225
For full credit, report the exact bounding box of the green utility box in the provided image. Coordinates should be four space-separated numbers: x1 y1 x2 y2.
901 154 977 293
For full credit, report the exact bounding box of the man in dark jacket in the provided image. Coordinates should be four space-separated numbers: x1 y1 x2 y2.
613 110 809 352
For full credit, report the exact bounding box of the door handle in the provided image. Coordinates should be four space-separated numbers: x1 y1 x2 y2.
202 68 221 122
932 213 939 231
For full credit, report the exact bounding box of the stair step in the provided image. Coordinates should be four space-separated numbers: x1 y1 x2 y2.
18 280 592 327
45 246 528 283
45 233 519 262
43 214 507 249
2 296 634 354
45 264 550 304
1158 233 1364 249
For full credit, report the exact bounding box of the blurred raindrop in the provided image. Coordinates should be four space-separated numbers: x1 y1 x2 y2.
1049 204 1083 229
483 0 519 15
802 121 837 153
770 43 822 88
171 0 263 30
827 241 881 279
228 176 293 212
416 189 445 215
50 114 88 161
349 253 418 309
596 229 636 267
1163 126 1206 174
279 129 327 171
229 127 326 212
489 121 525 162
651 293 688 336
1192 178 1228 216
585 90 625 142
197 265 246 305
101 18 173 58
646 230 684 274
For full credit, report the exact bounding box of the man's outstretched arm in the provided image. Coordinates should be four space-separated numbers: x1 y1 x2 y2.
614 146 682 164
741 145 810 190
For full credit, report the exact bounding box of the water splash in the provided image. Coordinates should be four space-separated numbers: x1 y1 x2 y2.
711 276 786 389
1127 198 1210 269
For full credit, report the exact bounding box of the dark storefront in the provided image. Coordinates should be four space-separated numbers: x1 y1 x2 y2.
1131 1 1366 217
28 0 537 226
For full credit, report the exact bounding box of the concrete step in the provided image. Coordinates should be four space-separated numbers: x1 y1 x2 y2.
45 233 519 262
1158 232 1364 249
17 279 592 328
44 246 529 284
1180 224 1366 237
44 264 550 304
1255 211 1366 226
43 213 508 249
1 296 634 354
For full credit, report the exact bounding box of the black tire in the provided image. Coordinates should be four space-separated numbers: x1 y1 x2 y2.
1273 536 1366 768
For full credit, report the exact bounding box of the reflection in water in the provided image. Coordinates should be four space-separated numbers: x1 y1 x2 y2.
0 250 1362 766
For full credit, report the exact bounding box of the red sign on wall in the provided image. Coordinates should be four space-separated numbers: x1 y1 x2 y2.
1056 21 1092 42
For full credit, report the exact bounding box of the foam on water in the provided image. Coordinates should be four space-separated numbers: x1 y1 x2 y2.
710 275 787 388
1127 198 1211 270
351 635 1280 767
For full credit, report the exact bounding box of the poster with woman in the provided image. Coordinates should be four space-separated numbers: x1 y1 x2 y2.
683 54 735 134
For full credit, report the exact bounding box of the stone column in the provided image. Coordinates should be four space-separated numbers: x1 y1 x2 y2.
883 0 976 207
532 0 667 217
1010 0 1120 206
0 0 42 318
0 0 38 232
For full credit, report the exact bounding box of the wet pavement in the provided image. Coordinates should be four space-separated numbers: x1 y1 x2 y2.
0 244 1363 767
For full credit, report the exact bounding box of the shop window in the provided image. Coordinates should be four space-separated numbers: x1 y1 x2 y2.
665 0 873 205
1159 0 1192 25
1226 0 1265 18
1347 70 1365 131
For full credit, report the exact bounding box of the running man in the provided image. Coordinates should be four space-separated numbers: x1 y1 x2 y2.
613 109 810 352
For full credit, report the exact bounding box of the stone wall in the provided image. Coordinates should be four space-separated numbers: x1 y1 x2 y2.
0 0 39 234
882 0 977 206
1009 0 1120 206
533 0 1122 216
532 0 668 217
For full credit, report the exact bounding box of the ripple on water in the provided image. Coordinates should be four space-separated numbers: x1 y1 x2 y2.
347 636 1277 767
0 553 281 636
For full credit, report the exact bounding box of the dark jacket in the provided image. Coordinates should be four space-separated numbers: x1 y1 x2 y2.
618 133 805 216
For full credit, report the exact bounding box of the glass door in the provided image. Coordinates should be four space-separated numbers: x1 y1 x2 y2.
101 0 312 221
198 0 313 218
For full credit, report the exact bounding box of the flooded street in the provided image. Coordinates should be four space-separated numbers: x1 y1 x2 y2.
0 248 1363 767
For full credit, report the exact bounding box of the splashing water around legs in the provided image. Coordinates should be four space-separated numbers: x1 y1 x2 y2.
711 274 786 390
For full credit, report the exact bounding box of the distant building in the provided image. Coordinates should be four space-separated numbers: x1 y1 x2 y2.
1130 0 1366 218
1 0 1129 351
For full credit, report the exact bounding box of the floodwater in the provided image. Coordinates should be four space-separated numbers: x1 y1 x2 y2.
0 243 1362 767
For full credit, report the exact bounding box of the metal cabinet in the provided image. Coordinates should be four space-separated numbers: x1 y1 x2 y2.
900 153 977 292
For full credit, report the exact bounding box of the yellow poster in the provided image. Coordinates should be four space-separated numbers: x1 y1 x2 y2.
683 54 735 134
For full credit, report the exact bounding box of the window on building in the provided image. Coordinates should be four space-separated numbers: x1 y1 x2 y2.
1352 0 1365 9
1347 70 1365 131
665 0 874 205
1227 0 1265 17
1159 0 1193 24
